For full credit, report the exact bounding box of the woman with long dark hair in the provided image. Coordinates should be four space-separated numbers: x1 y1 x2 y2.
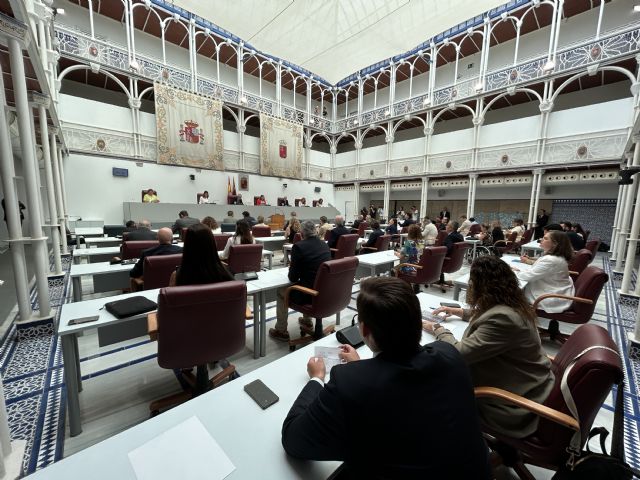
422 255 554 438
220 220 255 260
170 223 232 286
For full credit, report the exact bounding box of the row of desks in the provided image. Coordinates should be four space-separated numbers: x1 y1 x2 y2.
36 292 465 478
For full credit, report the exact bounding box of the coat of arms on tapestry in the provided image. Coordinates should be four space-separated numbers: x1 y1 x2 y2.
260 114 303 179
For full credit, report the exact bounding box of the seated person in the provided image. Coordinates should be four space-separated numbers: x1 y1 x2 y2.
394 224 424 276
490 220 504 243
283 211 297 231
280 196 290 206
458 215 472 235
327 215 350 249
514 230 575 313
360 221 384 252
316 198 324 207
317 215 332 239
351 215 363 230
130 227 183 285
285 218 301 243
269 221 332 342
299 197 307 207
561 221 585 250
142 189 159 203
220 220 255 260
199 190 211 204
126 219 157 241
385 218 398 235
123 220 137 233
242 211 257 226
437 221 463 284
201 216 221 234
509 218 525 242
254 216 269 228
423 255 554 438
282 276 490 478
171 210 199 234
232 193 244 205
223 211 235 223
477 224 493 246
421 216 438 245
439 217 449 230
257 195 267 206
402 213 416 227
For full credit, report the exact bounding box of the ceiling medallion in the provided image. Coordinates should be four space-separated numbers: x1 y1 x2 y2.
509 69 518 81
214 86 223 98
590 45 601 60
577 145 588 157
88 45 99 57
161 68 170 80
96 138 106 151
445 160 452 169
501 154 509 164
450 89 457 99
403 165 409 172
370 169 374 176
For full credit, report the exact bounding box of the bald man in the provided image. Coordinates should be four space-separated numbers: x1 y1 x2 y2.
129 227 183 280
126 219 157 241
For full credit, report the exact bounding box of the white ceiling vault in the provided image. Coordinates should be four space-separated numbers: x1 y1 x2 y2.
175 0 507 84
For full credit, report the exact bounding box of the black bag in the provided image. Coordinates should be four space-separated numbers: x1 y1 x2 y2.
104 296 157 319
336 317 364 348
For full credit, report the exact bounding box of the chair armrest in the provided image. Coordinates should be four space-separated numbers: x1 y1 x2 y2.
532 293 593 310
493 240 510 247
568 270 578 276
330 248 337 252
474 386 579 431
396 263 422 270
147 312 158 341
360 246 377 251
284 285 319 311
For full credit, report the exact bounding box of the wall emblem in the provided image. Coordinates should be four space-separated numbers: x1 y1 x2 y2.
279 140 288 159
88 45 98 57
179 120 205 144
96 138 106 151
577 145 588 157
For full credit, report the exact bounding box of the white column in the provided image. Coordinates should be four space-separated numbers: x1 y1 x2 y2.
532 169 545 230
0 63 32 321
238 109 245 170
354 138 362 181
304 132 311 179
9 38 51 318
329 144 337 182
383 179 391 222
615 140 640 273
353 182 360 222
50 130 68 255
468 174 478 218
36 97 62 274
385 123 393 177
129 96 141 158
621 173 640 294
420 176 429 220
611 154 632 258
57 147 69 230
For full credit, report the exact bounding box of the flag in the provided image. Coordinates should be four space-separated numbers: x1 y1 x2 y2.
227 177 231 194
232 178 237 196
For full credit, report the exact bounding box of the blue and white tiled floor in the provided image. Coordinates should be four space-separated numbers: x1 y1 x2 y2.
2 251 640 477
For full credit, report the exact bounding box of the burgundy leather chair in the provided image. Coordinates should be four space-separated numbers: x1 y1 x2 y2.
323 229 333 241
397 246 447 291
513 229 534 252
293 232 302 244
286 257 359 350
213 234 232 251
252 225 271 238
143 253 182 290
360 234 391 254
583 230 591 242
226 244 263 274
436 242 470 292
534 265 608 343
494 231 518 255
434 230 448 246
180 227 188 242
353 222 369 238
149 281 246 415
584 239 601 261
567 249 593 281
477 324 622 478
121 240 159 260
468 224 481 235
330 234 359 259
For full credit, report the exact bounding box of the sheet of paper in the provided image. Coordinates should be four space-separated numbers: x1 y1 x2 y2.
315 346 345 372
128 416 235 480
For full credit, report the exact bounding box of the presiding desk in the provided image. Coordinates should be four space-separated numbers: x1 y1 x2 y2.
38 292 464 478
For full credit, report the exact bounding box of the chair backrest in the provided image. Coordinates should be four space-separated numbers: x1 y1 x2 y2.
521 229 534 244
180 227 188 242
312 200 318 207
434 230 448 246
122 231 130 241
571 266 608 317
143 254 182 290
253 196 260 205
304 257 359 319
468 224 481 235
293 232 303 244
213 234 232 251
156 282 247 369
414 246 447 284
584 239 601 260
441 242 469 274
252 225 271 238
227 244 263 273
121 240 159 260
220 223 236 233
568 249 593 278
196 193 203 204
535 324 622 464
357 222 369 238
583 230 590 242
333 234 359 259
277 197 285 206
374 234 391 251
295 198 301 207
324 229 333 241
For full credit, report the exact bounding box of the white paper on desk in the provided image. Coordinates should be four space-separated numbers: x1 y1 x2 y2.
315 346 345 372
128 415 235 480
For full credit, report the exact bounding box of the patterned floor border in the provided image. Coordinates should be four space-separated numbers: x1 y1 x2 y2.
2 252 640 476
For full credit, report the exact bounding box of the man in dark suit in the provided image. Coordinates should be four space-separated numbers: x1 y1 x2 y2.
282 276 490 479
439 206 451 220
123 220 137 233
171 210 199 234
242 211 257 226
359 221 383 253
126 219 157 241
561 221 585 250
535 208 549 239
269 220 331 341
129 228 182 279
327 215 350 249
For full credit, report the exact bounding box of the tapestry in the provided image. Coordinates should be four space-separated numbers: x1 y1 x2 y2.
154 83 224 169
260 114 303 178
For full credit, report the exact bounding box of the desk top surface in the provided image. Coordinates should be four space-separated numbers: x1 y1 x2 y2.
70 261 134 277
85 237 121 244
72 246 120 257
522 240 543 250
454 255 532 287
74 227 104 235
255 236 286 243
357 250 398 267
38 292 463 480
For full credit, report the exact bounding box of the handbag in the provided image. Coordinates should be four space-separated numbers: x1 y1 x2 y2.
336 316 364 348
551 346 639 480
104 296 158 319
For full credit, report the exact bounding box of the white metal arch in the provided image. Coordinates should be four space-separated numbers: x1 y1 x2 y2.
481 88 543 117
335 132 358 145
194 30 222 57
550 66 636 104
360 124 388 141
223 105 239 126
243 113 258 127
392 116 426 135
310 131 332 145
430 103 476 128
138 85 154 100
58 65 131 98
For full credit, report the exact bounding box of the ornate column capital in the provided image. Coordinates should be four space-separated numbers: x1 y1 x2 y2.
472 115 483 126
468 173 479 179
539 100 554 113
532 168 545 176
128 97 141 109
236 125 246 134
423 126 434 136
329 145 337 154
385 135 394 144
28 91 50 108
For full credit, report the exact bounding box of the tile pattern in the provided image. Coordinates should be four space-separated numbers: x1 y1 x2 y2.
550 199 617 244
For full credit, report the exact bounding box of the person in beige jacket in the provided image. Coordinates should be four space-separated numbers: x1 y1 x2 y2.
422 255 554 438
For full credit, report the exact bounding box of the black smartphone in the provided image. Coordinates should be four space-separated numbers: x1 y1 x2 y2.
440 302 461 308
68 315 99 326
244 379 279 409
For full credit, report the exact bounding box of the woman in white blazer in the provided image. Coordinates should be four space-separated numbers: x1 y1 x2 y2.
514 231 575 313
